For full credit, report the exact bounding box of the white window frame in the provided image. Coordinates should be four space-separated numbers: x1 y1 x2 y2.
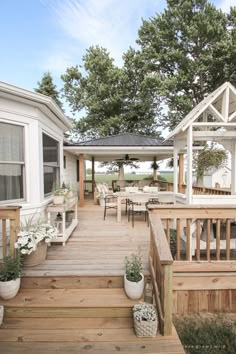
0 121 25 203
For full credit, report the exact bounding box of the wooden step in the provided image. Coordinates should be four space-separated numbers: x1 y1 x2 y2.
21 275 124 289
1 288 138 318
0 340 185 354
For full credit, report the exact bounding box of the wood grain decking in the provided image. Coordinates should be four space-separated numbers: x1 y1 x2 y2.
23 200 150 277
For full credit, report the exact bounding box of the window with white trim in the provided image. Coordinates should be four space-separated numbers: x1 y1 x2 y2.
43 133 60 195
0 122 24 201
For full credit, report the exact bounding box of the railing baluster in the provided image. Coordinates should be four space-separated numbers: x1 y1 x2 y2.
176 219 181 260
196 219 201 261
216 219 221 261
226 219 231 260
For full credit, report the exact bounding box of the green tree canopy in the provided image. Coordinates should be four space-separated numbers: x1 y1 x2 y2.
35 72 62 108
61 46 161 141
137 0 236 130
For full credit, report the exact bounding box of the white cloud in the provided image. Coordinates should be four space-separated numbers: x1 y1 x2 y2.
44 0 160 66
217 0 235 13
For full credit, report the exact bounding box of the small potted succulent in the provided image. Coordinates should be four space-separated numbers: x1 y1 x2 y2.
133 302 158 337
0 252 22 300
124 251 144 300
52 183 66 205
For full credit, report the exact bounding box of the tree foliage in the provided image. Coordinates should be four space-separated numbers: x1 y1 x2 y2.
61 46 161 141
137 0 236 130
35 72 62 108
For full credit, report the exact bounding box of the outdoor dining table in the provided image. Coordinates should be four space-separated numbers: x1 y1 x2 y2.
114 191 159 222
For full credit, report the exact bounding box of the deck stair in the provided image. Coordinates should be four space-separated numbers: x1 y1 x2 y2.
0 275 185 354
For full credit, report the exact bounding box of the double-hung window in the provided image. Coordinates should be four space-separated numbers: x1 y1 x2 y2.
43 133 60 195
0 122 24 201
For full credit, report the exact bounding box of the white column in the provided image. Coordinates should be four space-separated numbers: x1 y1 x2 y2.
173 140 178 194
231 142 236 194
186 126 193 204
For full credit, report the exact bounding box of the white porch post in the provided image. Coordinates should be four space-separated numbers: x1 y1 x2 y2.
186 126 193 204
231 142 236 194
173 140 178 194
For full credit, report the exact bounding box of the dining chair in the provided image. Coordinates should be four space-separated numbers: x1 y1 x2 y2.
127 194 150 227
104 194 118 220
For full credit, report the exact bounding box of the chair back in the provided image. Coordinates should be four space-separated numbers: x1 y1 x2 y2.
125 186 139 193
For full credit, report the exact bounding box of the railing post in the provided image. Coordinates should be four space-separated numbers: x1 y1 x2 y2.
163 263 173 335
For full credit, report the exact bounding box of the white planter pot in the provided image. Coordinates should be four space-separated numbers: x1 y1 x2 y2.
53 195 65 205
0 305 4 325
99 198 105 207
124 273 144 300
0 278 21 300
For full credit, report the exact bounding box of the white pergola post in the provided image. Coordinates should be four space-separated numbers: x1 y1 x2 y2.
186 126 193 204
231 142 236 194
173 140 178 194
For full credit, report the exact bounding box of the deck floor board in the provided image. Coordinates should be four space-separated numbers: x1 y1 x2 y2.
23 200 150 277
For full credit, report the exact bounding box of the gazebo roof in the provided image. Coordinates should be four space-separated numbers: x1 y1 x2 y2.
65 133 172 147
64 133 174 162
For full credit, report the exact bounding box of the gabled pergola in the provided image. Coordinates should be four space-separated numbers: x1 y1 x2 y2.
166 81 236 204
64 133 179 206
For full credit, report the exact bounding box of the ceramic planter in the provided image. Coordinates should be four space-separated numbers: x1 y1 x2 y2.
53 195 65 205
0 278 21 300
23 241 47 267
124 273 144 300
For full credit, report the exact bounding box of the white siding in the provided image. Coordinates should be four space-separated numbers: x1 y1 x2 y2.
63 151 78 195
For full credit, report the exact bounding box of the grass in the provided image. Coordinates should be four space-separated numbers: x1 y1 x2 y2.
85 173 173 185
174 313 236 354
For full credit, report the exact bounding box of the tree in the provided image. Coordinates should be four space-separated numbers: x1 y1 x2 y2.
61 45 161 141
35 72 62 108
137 0 236 130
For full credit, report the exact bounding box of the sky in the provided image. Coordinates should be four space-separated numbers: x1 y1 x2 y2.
0 0 234 98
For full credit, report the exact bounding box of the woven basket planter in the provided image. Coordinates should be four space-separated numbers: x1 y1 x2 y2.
133 303 158 337
134 317 158 337
23 241 47 267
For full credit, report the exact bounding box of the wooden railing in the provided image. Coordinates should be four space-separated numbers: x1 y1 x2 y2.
149 205 236 261
166 181 231 195
149 212 173 336
0 206 21 257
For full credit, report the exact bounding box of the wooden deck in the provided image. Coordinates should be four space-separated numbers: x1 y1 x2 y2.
23 199 150 277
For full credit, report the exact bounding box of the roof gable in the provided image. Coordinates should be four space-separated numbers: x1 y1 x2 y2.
166 82 236 140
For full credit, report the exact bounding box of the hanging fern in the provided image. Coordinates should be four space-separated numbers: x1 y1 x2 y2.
194 146 227 179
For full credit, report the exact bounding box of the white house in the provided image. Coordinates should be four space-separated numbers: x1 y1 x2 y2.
193 166 231 189
0 81 76 218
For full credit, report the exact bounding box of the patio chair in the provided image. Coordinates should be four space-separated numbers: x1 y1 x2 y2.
104 194 118 220
127 194 150 227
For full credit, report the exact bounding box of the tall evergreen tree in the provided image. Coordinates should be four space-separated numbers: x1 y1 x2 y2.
137 0 236 130
35 72 62 108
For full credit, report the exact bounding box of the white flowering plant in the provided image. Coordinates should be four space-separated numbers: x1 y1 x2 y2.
133 303 157 322
15 218 57 255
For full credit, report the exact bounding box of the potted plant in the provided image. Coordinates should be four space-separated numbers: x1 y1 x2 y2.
52 183 66 205
15 217 57 267
124 251 144 300
133 302 158 337
0 252 22 299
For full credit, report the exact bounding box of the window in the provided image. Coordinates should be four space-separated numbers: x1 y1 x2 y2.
0 122 24 201
43 133 60 195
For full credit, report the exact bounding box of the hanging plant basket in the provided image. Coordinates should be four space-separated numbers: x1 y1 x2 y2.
23 241 47 267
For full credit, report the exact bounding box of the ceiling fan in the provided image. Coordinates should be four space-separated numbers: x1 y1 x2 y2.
115 154 139 162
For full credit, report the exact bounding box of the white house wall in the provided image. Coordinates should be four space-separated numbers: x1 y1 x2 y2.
63 151 78 195
0 96 65 218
